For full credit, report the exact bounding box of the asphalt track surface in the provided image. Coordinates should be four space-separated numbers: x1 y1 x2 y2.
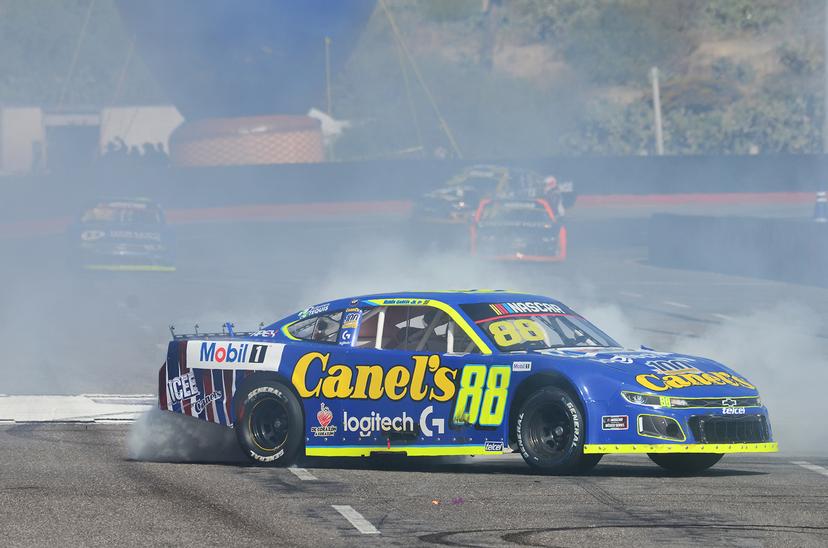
0 423 826 547
2 201 828 546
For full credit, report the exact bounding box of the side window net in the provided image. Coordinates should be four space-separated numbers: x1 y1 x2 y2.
356 306 480 354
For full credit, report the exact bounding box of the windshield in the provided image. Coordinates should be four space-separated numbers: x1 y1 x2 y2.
461 301 619 352
480 201 550 224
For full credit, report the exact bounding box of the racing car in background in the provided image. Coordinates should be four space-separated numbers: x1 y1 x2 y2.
414 164 576 224
471 198 566 262
72 198 175 271
158 291 776 474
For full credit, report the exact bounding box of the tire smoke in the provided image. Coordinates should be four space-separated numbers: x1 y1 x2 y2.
128 408 246 463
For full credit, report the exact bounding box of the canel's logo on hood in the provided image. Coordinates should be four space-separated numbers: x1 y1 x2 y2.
535 349 756 392
636 371 755 392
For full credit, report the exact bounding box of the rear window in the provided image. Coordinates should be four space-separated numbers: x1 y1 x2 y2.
481 201 550 223
287 311 343 344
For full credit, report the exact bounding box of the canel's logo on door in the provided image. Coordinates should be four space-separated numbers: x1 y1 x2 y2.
291 353 457 401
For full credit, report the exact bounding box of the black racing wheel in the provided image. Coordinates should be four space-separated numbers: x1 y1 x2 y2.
648 453 723 474
516 386 601 474
234 380 304 465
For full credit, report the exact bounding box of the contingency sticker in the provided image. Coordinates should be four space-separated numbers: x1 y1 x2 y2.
186 340 284 371
602 415 629 430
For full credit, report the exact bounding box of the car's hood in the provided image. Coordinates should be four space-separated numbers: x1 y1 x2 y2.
533 347 758 395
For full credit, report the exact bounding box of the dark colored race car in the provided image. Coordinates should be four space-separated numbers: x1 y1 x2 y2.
157 290 776 475
73 198 175 271
415 164 576 224
470 198 566 262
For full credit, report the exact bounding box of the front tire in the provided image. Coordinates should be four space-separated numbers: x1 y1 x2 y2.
648 453 723 474
234 380 304 466
516 386 600 474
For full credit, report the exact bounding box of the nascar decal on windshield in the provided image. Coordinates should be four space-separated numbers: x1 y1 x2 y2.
488 301 566 315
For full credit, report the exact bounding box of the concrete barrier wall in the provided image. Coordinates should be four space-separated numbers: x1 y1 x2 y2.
3 153 827 222
648 214 828 287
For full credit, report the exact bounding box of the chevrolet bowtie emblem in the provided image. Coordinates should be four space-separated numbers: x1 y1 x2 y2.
721 398 738 407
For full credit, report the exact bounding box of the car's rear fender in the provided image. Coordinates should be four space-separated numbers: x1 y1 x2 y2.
229 370 305 426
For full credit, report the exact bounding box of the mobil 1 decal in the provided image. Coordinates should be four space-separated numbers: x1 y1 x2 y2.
186 339 285 370
452 364 511 428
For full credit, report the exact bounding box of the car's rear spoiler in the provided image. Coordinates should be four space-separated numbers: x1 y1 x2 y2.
169 322 260 340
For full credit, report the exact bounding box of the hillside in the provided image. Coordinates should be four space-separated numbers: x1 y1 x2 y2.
0 0 824 158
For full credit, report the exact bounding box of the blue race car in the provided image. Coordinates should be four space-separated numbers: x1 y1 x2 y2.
158 291 776 474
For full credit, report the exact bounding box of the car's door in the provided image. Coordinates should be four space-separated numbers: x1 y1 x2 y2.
335 302 505 455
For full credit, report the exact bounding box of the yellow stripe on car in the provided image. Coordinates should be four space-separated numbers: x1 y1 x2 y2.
583 442 778 454
305 445 498 457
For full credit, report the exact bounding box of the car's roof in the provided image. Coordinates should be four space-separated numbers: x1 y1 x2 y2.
330 290 561 307
266 290 571 331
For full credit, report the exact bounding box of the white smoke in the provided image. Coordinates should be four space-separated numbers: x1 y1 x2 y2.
128 408 246 463
672 303 828 456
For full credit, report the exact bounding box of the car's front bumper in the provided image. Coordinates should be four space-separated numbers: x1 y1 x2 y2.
584 399 777 454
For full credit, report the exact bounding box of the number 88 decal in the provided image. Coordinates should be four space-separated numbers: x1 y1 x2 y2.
488 319 544 347
453 365 511 427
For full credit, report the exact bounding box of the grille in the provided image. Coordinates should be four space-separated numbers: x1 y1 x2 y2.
671 396 761 409
689 415 770 443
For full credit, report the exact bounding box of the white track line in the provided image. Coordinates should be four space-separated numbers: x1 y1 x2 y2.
791 461 828 478
288 466 317 481
332 505 380 535
663 300 691 309
620 291 642 298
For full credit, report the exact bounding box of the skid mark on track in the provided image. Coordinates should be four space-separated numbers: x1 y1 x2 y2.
419 523 828 547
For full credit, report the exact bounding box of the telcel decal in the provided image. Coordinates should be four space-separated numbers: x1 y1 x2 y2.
292 353 456 401
187 340 284 370
635 371 756 392
484 440 504 452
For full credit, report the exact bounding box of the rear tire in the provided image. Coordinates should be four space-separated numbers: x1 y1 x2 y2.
234 380 304 466
516 386 600 474
648 453 723 474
